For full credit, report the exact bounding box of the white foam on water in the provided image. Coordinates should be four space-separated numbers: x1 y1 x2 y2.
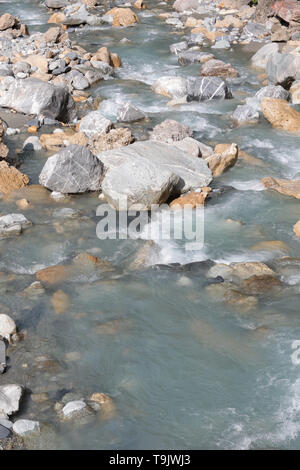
229 180 266 191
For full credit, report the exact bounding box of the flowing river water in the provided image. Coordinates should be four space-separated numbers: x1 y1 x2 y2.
1 0 300 450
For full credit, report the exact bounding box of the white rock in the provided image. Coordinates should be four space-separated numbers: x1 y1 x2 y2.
0 384 23 416
13 419 40 436
0 314 16 342
62 400 87 418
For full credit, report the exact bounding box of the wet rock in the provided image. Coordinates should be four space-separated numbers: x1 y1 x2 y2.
39 145 104 193
0 424 11 439
23 136 42 152
224 289 258 313
12 420 40 436
150 119 193 143
79 111 113 139
0 13 17 31
0 77 76 122
187 77 233 102
207 262 276 282
178 51 213 65
0 385 23 416
99 141 212 209
117 103 145 123
153 76 190 99
262 176 300 199
0 314 16 343
51 290 70 314
232 104 259 124
60 400 93 421
0 213 31 238
251 42 279 70
0 161 29 194
290 80 300 104
293 220 300 237
261 97 300 132
170 190 209 209
240 275 282 295
200 59 238 78
170 41 188 55
106 8 139 27
205 143 238 177
251 240 289 254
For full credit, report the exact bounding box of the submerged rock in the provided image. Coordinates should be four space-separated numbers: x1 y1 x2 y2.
0 214 31 237
39 145 104 193
0 78 76 122
262 176 300 199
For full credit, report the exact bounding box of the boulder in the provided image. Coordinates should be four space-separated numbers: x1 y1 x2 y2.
39 145 104 193
0 13 17 31
150 119 193 143
290 80 300 104
106 8 139 27
0 161 29 194
266 52 300 89
187 77 233 101
170 190 209 209
255 85 290 102
261 97 300 132
79 111 113 138
152 76 190 99
99 141 212 209
178 51 214 65
254 0 275 23
117 103 145 122
262 176 300 199
272 0 300 23
251 42 279 70
171 137 202 158
200 59 238 78
0 77 76 122
205 143 238 177
0 384 23 416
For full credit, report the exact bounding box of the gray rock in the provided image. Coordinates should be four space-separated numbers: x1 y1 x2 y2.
0 340 5 374
0 314 16 343
173 0 200 12
170 41 188 55
255 85 290 101
12 61 31 76
150 119 193 143
85 69 104 86
232 104 259 124
79 111 113 138
211 39 231 50
188 77 233 101
266 52 300 88
90 60 113 76
171 137 202 158
251 42 279 70
117 103 145 123
0 416 12 429
61 400 91 420
65 70 89 90
0 424 11 439
39 145 104 194
178 51 213 65
13 419 40 436
0 384 23 416
197 141 213 158
243 22 267 39
0 77 76 123
187 33 206 47
23 136 42 151
45 0 67 8
153 76 190 99
0 214 31 238
99 141 212 209
0 64 13 77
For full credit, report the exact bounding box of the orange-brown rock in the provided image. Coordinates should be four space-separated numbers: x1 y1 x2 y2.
110 53 122 68
240 275 282 295
261 98 300 132
92 46 112 65
293 220 300 237
206 143 238 177
106 8 139 27
170 191 208 209
48 12 66 24
89 393 117 420
51 290 70 314
0 13 17 31
36 265 72 285
134 0 145 9
261 176 300 199
24 54 48 74
0 161 29 195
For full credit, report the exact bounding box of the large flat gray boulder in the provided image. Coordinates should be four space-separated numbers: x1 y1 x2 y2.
39 145 104 193
0 77 76 122
99 141 212 209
